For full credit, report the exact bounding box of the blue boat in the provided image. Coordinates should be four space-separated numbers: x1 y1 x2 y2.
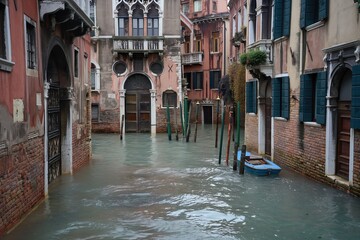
237 151 281 176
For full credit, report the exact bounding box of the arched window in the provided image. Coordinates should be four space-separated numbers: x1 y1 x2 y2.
147 5 159 36
163 90 177 108
132 5 144 36
117 5 129 36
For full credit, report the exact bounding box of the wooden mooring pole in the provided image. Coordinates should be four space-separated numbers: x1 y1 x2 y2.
120 114 124 140
215 96 220 148
194 101 200 142
166 104 172 141
218 102 225 164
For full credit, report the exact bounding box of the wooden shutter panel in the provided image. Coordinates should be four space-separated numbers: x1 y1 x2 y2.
282 0 291 37
200 72 203 89
318 0 328 21
192 72 197 89
351 65 360 129
299 74 314 122
300 0 307 29
281 77 290 119
253 81 258 114
316 71 327 125
210 71 214 89
272 78 281 117
246 82 253 113
273 0 284 39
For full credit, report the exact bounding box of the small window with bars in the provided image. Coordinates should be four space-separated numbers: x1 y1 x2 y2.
25 19 36 69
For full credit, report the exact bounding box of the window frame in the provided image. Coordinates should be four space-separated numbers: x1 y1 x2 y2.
272 76 290 119
147 17 159 36
300 0 329 29
24 15 37 70
194 0 202 12
192 71 203 90
74 48 79 78
246 80 258 114
210 70 221 89
0 0 13 72
162 90 178 108
211 31 219 53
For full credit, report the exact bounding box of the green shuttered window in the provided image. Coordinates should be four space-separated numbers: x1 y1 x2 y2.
351 65 360 129
272 77 289 119
299 71 327 124
246 81 257 114
300 0 328 29
273 0 292 39
210 70 221 89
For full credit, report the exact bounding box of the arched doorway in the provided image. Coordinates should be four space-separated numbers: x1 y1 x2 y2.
336 68 352 179
45 45 71 184
326 66 352 180
124 74 152 132
258 77 272 156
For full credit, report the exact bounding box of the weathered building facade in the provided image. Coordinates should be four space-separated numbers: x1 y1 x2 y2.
238 0 360 196
180 0 229 124
0 0 93 234
90 0 182 134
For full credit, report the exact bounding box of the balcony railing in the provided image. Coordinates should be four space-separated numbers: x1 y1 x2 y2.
113 37 164 53
182 52 203 65
247 39 273 77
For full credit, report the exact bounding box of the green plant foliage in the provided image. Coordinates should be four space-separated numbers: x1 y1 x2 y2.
239 53 247 65
239 49 267 67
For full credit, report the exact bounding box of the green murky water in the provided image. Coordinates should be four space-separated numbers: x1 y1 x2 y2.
3 125 360 240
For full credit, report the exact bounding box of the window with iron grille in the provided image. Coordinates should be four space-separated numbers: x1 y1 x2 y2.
163 90 177 108
26 20 36 69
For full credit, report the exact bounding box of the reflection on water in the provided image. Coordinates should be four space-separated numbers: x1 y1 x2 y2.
3 125 360 240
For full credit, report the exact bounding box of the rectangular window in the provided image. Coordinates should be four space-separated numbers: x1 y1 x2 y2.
91 67 96 90
192 72 203 89
212 1 217 12
147 18 159 36
74 48 79 78
163 91 177 108
273 0 291 40
300 71 327 124
194 0 201 12
0 0 11 69
184 36 190 53
246 81 257 113
118 18 129 36
91 103 99 122
182 3 189 14
184 72 192 89
25 19 36 69
133 18 144 36
210 70 221 89
211 32 219 52
300 0 328 29
195 35 201 52
272 76 289 119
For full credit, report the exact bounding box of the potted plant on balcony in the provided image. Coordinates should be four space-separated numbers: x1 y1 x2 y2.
239 49 267 68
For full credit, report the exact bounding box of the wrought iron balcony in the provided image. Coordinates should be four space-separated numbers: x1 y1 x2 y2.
113 37 164 54
182 52 203 65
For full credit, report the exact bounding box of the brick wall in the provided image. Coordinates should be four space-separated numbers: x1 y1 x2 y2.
0 137 44 235
72 123 91 172
352 130 360 196
244 114 259 153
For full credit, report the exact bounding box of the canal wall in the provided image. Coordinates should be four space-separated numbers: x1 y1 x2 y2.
0 136 44 234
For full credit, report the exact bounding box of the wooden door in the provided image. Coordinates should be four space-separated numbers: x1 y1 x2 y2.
336 101 350 179
203 106 212 124
125 92 150 133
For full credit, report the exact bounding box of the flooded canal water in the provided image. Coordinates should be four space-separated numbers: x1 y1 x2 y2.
3 126 360 240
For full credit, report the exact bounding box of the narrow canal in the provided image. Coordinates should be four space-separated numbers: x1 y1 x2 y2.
4 126 360 240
